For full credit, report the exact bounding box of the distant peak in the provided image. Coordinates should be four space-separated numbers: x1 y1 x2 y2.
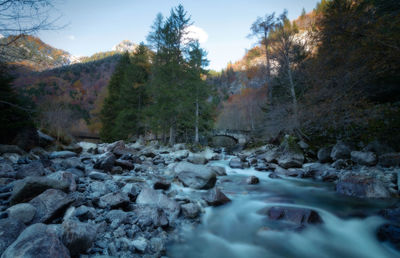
112 40 138 53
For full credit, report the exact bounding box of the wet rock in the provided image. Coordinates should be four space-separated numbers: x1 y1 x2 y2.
94 152 116 172
317 147 332 163
269 173 282 179
107 140 131 157
59 157 84 170
181 203 201 219
115 159 134 170
1 223 70 258
10 176 70 205
229 157 244 169
209 166 227 176
170 150 189 161
277 152 304 169
351 151 377 166
62 219 97 256
379 153 400 167
73 205 96 221
111 166 123 174
246 175 260 184
88 171 112 181
29 189 74 223
330 142 351 161
259 206 323 225
331 159 351 169
16 160 46 179
105 210 129 225
121 183 139 201
0 218 26 254
204 188 231 206
175 162 216 190
47 171 77 192
257 147 279 163
188 154 208 165
50 151 77 159
153 178 171 190
98 192 129 209
132 236 148 253
88 181 108 198
254 162 270 172
6 203 37 224
377 224 400 250
134 205 169 229
336 174 391 198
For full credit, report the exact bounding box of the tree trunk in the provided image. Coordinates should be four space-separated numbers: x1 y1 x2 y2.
194 98 199 144
287 59 299 127
264 40 272 105
169 125 175 146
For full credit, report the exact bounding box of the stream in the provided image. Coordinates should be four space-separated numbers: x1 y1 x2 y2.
168 155 400 258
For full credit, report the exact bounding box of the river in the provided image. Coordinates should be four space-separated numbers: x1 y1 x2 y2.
168 155 400 258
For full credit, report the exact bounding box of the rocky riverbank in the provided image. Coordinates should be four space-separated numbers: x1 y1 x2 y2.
0 135 399 257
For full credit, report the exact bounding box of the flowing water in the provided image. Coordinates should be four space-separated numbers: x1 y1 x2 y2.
168 156 400 258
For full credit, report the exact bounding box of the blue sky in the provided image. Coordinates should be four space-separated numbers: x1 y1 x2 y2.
40 0 319 70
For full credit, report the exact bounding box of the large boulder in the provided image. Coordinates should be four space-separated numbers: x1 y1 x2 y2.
93 152 116 172
256 146 280 163
16 160 46 179
350 151 377 166
175 162 216 190
204 188 231 206
6 203 37 224
10 176 70 205
336 174 391 198
277 152 304 169
258 206 323 226
134 205 169 229
29 189 74 223
187 154 208 165
0 218 26 255
317 147 332 163
330 142 351 161
209 166 227 176
1 223 70 258
61 220 97 256
181 203 201 219
229 157 245 169
47 171 77 192
136 188 180 219
379 153 400 167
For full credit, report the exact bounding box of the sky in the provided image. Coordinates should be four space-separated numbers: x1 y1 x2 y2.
39 0 320 71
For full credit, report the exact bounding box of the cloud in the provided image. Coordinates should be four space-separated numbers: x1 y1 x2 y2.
185 25 208 44
67 35 75 40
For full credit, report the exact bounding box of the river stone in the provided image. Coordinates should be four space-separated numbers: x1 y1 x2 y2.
47 171 77 192
336 174 391 198
229 157 244 169
0 144 25 155
29 189 75 223
170 150 189 161
331 142 351 161
175 162 216 190
88 171 112 181
37 130 55 147
10 176 70 205
209 166 227 176
204 188 231 206
317 147 332 163
98 192 129 209
62 219 97 256
246 175 260 184
0 218 26 255
132 236 148 253
94 152 116 171
134 205 169 229
121 183 139 201
257 147 280 163
379 153 400 167
187 154 208 165
6 203 37 224
259 206 323 225
277 152 304 169
16 160 46 179
153 178 171 190
350 151 377 166
115 159 134 170
50 151 77 159
181 203 201 219
136 188 180 218
1 223 70 258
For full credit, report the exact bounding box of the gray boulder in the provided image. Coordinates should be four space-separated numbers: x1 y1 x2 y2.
204 188 231 206
187 154 208 165
10 176 70 205
29 189 74 223
181 203 201 219
6 203 37 224
229 157 244 169
136 188 180 219
98 192 129 209
47 171 77 192
175 162 216 190
209 166 227 176
16 160 46 179
331 142 351 161
1 223 70 258
88 171 112 181
277 152 304 169
259 206 323 226
246 175 260 184
317 147 332 163
94 152 116 171
336 174 391 198
0 218 26 255
61 219 97 256
351 151 377 166
134 205 169 229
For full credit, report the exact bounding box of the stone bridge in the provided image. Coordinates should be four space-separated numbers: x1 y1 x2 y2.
212 129 251 145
